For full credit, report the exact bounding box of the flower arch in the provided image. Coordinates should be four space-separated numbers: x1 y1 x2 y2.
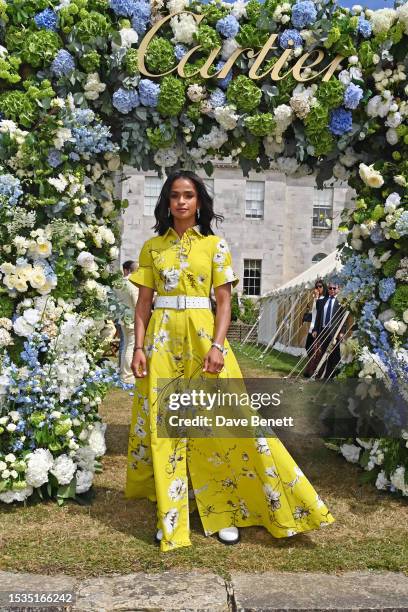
0 0 407 503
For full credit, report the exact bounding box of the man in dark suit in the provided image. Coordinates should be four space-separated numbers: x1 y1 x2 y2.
312 281 347 378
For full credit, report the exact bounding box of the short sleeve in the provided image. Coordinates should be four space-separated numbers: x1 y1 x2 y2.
212 237 239 289
128 240 155 290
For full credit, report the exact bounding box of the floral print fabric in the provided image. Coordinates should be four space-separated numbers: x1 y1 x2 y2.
125 226 335 551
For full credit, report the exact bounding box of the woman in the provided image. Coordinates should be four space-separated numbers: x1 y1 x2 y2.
125 170 335 552
305 280 327 353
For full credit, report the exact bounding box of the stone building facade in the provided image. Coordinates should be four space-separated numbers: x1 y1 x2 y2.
118 161 353 296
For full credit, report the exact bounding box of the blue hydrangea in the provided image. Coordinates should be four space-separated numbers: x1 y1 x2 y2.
338 254 376 303
279 29 303 49
329 107 353 136
0 173 23 205
174 44 187 61
70 108 95 126
344 83 363 110
131 1 151 35
71 124 115 154
69 152 80 161
112 87 140 113
109 0 138 16
395 210 408 236
47 149 63 168
139 78 160 107
291 1 317 29
34 8 58 31
216 15 240 38
51 50 75 77
370 227 384 244
357 16 372 38
378 277 396 302
215 60 233 90
210 88 226 107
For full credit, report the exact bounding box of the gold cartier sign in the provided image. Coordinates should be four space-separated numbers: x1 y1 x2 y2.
137 11 343 83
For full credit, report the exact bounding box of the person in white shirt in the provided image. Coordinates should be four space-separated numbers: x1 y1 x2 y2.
117 260 139 384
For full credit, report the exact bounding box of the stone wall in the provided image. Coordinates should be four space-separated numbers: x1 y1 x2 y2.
119 163 353 295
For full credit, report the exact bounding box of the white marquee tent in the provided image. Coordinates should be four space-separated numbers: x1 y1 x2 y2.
257 250 344 355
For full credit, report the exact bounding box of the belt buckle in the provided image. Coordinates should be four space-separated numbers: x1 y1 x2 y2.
177 295 186 310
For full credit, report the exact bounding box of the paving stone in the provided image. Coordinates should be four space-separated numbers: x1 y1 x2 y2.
74 571 229 612
0 571 77 611
230 570 408 611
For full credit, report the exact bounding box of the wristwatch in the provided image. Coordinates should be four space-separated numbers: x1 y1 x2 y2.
211 342 227 356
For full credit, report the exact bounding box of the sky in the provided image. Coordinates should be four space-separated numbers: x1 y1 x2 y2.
338 0 394 7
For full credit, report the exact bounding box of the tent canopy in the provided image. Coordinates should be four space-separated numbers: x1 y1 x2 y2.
261 249 343 299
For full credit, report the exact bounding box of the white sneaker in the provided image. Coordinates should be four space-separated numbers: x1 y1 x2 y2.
154 529 163 544
217 526 240 545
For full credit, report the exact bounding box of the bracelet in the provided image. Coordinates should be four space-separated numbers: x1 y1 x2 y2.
211 342 226 356
134 346 144 351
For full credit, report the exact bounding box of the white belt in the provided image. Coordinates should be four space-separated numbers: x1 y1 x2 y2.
154 295 212 310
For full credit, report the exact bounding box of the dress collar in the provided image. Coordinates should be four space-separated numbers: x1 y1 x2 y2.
163 224 203 238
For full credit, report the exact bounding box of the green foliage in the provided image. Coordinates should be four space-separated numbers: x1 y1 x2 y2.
0 53 21 84
80 50 101 72
146 37 177 74
382 254 401 277
0 90 38 127
201 3 229 25
241 138 260 159
390 285 408 316
236 24 269 48
157 75 186 116
240 296 259 324
316 80 345 110
231 292 240 322
124 48 139 75
21 30 62 68
245 113 276 136
146 124 176 149
227 75 262 113
194 24 221 53
74 11 111 44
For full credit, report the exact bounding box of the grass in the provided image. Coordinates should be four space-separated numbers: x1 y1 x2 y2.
0 352 407 578
230 341 302 376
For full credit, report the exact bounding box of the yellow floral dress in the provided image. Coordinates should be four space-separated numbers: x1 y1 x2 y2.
125 225 335 551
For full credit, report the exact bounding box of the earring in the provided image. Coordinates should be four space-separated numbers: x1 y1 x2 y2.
168 208 171 217
197 208 200 220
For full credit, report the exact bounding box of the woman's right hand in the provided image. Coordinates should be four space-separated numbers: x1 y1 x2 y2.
131 348 148 378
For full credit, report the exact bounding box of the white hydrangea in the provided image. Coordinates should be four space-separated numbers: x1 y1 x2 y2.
274 156 299 175
154 147 179 168
197 126 228 150
274 104 293 140
263 136 285 157
367 94 393 118
369 8 396 35
74 445 97 471
230 0 247 19
50 454 77 485
358 347 387 378
186 84 206 102
386 128 399 146
0 486 33 504
88 421 107 457
170 13 197 44
289 91 311 119
77 251 98 272
390 466 408 496
375 470 390 491
221 38 240 61
75 469 94 494
26 448 54 488
396 2 408 34
213 105 239 130
340 443 361 464
84 73 106 101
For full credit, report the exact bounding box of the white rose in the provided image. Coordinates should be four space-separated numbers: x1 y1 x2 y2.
359 163 384 188
6 423 17 432
5 453 16 462
13 316 35 337
23 308 41 326
77 251 96 270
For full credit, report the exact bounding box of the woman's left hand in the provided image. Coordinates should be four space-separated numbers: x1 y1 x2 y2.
203 347 224 374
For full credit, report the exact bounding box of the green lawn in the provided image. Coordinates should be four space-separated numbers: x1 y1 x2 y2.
0 350 407 578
